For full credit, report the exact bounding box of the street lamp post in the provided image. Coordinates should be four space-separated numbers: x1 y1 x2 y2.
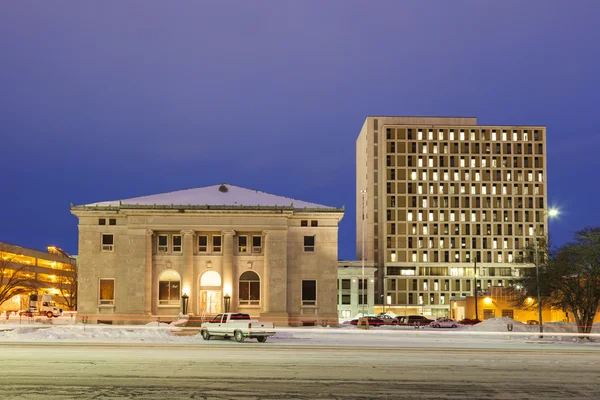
360 189 368 328
533 208 559 339
473 259 479 321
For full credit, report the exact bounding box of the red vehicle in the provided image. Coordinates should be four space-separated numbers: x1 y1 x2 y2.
350 316 384 327
458 318 481 325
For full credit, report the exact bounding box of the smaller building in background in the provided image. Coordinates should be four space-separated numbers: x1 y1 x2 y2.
450 286 566 324
0 242 77 312
337 260 376 319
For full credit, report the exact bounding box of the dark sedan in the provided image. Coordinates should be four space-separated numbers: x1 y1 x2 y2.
350 316 384 327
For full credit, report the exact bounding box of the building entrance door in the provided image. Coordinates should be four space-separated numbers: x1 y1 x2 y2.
199 290 221 315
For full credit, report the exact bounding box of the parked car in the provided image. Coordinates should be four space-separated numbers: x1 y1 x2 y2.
350 316 384 327
458 318 481 325
398 315 434 326
430 317 459 328
378 314 399 326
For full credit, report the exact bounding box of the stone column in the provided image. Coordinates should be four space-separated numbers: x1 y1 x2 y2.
261 230 289 326
144 229 153 315
222 230 236 312
262 231 270 313
182 230 195 314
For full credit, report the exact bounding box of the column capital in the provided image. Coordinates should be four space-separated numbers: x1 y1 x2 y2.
221 230 236 236
146 229 154 237
181 230 195 237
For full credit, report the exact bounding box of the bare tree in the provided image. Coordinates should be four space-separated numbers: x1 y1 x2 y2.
56 272 77 310
0 249 37 308
515 227 600 337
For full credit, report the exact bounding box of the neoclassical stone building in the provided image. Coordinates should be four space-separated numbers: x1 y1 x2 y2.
71 184 344 326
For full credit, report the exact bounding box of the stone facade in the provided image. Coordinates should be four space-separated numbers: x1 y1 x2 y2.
70 184 344 326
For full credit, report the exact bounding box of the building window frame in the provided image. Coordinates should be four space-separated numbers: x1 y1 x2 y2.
212 235 222 253
172 234 182 253
238 271 260 306
304 235 315 252
198 235 208 253
302 280 317 307
101 234 114 252
98 278 115 305
252 235 262 253
158 234 169 253
238 235 248 253
158 271 181 306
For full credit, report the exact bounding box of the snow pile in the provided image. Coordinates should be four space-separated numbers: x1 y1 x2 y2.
468 317 531 332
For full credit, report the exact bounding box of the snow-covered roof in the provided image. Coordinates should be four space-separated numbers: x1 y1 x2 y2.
78 184 339 210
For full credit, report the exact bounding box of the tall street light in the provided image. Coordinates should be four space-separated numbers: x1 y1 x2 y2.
473 258 479 321
533 207 559 339
360 189 368 328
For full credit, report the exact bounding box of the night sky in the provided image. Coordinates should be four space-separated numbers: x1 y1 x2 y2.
1 1 599 259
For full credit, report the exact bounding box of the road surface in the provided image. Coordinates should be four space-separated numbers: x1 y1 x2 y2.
1 342 599 399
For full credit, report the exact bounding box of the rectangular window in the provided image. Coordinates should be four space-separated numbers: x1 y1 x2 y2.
159 279 180 305
311 220 318 227
304 235 315 252
252 236 262 253
99 279 115 305
238 236 248 253
301 220 308 227
212 235 222 253
101 234 114 252
109 218 116 226
158 235 168 253
99 218 106 225
341 279 351 290
342 294 351 305
302 280 317 306
198 236 208 252
172 235 182 252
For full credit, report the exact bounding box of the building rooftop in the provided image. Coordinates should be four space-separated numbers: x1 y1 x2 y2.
77 183 339 210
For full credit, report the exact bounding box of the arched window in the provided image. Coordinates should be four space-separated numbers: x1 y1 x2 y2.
158 270 180 306
200 270 221 287
239 271 260 305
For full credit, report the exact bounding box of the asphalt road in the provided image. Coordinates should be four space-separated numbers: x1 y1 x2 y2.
1 342 599 399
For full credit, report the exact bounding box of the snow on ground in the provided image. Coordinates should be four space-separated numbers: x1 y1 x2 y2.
1 316 600 349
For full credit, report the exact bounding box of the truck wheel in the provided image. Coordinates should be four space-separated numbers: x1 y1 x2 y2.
257 336 267 343
234 330 244 343
201 330 211 340
47 311 53 318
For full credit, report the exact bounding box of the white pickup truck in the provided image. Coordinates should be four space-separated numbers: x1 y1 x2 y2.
200 313 275 343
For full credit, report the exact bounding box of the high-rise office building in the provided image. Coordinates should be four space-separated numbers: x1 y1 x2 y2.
357 117 548 317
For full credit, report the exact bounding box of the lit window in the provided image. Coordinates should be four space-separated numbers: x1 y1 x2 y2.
99 279 114 305
238 236 248 253
239 271 260 305
158 270 181 306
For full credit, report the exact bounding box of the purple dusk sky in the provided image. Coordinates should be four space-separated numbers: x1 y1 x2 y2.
1 1 599 258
